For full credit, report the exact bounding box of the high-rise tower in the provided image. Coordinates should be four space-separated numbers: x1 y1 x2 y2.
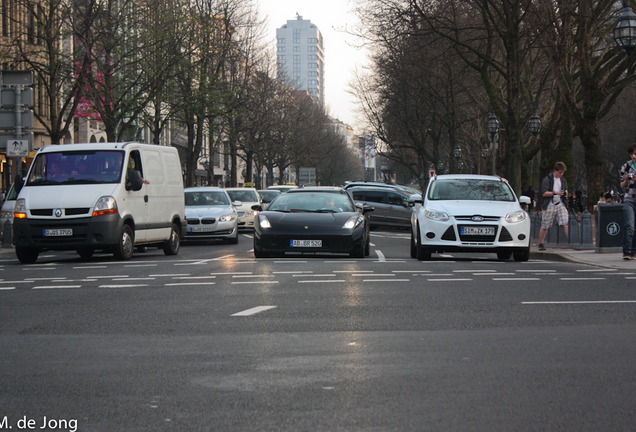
276 14 325 103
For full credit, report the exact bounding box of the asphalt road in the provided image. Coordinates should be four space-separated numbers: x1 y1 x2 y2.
1 229 635 431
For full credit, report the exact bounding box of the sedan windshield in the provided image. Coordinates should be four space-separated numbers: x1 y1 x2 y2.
267 193 355 213
185 191 230 206
26 151 124 185
428 179 516 202
227 190 258 202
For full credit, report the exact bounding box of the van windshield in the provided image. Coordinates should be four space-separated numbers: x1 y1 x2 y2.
26 151 125 186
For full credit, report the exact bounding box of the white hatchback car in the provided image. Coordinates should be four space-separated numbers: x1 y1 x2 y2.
224 187 261 230
184 187 239 243
410 175 531 261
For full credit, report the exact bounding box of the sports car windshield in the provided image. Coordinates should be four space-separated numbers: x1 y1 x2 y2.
267 193 355 213
185 191 230 206
26 151 124 185
428 180 516 202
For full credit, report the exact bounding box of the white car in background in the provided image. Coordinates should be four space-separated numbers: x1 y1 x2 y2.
410 175 531 261
224 187 261 230
0 183 18 242
184 187 239 244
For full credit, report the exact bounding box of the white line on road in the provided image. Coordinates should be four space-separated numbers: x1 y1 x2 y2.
576 269 617 272
516 269 556 273
352 274 395 277
522 301 636 305
231 281 279 285
298 280 346 283
427 278 473 282
453 270 497 273
393 270 431 273
99 284 149 288
150 274 191 277
0 287 15 290
165 282 216 286
232 274 276 278
112 278 156 281
124 264 157 267
231 306 276 316
210 272 252 276
492 278 541 281
274 271 313 274
293 274 336 277
33 285 81 289
171 276 216 280
73 266 107 269
375 250 386 261
363 279 410 282
559 277 606 281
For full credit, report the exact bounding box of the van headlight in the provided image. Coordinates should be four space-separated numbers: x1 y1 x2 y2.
14 198 27 219
505 210 526 223
92 196 118 217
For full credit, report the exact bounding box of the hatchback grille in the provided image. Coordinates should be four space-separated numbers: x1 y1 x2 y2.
455 215 501 222
498 227 513 242
441 226 456 241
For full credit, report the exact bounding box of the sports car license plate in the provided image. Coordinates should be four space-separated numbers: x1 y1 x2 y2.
43 229 73 236
461 226 495 235
189 226 214 233
291 240 322 247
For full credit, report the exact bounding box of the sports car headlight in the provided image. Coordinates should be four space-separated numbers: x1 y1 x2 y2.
219 214 235 222
258 214 271 229
505 210 526 223
343 215 363 229
425 209 450 222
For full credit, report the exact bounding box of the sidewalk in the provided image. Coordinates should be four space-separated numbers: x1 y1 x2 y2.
530 244 634 269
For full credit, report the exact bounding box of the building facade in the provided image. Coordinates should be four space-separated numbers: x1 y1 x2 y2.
276 14 324 103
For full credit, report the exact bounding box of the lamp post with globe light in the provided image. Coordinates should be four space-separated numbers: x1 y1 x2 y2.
613 0 636 56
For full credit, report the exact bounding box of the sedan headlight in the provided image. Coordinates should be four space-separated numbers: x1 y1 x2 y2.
505 210 526 223
258 214 271 229
219 214 236 222
425 209 450 222
343 215 364 229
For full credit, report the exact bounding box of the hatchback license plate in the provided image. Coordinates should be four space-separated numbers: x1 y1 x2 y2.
291 240 322 247
461 226 495 235
43 229 73 236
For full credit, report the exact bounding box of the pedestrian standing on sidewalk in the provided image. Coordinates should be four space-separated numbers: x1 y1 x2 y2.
620 144 636 260
538 162 569 251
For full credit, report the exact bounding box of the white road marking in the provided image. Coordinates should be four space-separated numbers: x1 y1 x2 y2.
210 272 252 276
0 287 15 290
231 281 279 285
362 279 410 282
171 276 216 280
576 269 617 272
99 284 149 288
112 277 156 281
231 306 276 316
523 301 636 305
165 282 216 286
559 277 606 281
124 264 157 267
375 250 386 261
274 261 308 264
352 273 395 277
427 278 473 282
453 270 497 273
369 242 376 246
33 285 81 289
293 274 336 277
150 274 191 277
73 266 107 269
334 270 373 273
232 274 276 278
492 278 541 281
393 270 431 273
298 280 346 283
516 269 556 273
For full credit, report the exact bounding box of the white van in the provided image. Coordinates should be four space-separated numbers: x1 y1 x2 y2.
12 142 186 263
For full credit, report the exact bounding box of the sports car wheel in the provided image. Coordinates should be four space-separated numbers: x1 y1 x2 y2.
513 247 530 262
113 225 134 260
350 242 365 258
253 237 269 258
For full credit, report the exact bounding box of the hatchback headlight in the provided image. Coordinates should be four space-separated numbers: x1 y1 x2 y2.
258 214 271 229
425 209 450 222
505 210 526 223
219 214 235 222
343 215 363 229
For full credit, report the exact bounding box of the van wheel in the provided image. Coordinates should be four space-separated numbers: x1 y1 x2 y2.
163 223 180 255
16 247 39 264
113 225 134 260
76 247 95 259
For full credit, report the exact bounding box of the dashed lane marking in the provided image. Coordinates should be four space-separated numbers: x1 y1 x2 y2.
231 306 276 316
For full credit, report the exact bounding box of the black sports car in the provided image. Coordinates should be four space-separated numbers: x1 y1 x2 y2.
251 188 373 258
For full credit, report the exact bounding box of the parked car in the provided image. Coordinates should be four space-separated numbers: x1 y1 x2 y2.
251 187 374 258
224 187 261 230
184 187 238 244
257 189 280 205
267 184 299 194
12 142 186 263
0 182 18 242
348 186 415 229
343 181 420 195
410 174 531 261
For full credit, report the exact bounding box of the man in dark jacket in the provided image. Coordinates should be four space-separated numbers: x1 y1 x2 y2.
538 162 568 251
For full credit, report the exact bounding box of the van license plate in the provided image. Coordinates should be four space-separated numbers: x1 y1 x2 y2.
43 229 73 236
291 240 322 247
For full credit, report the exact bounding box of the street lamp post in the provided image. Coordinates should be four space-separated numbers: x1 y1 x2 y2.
614 0 636 56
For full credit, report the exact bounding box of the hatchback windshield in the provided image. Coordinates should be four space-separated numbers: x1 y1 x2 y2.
267 193 355 213
185 191 230 206
26 151 124 186
428 179 515 201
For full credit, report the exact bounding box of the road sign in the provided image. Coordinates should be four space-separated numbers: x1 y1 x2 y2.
6 139 29 157
1 70 33 86
1 87 33 107
0 110 33 129
0 131 33 152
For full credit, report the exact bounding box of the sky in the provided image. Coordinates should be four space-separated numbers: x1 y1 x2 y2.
256 0 369 130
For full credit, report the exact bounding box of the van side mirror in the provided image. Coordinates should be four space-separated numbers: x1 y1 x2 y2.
126 170 143 191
